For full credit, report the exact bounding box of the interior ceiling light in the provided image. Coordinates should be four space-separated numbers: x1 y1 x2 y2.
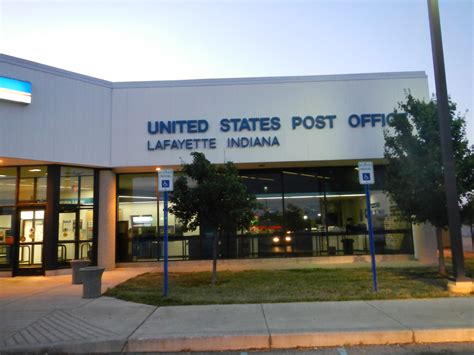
118 195 157 200
29 168 41 172
155 167 161 171
256 193 365 200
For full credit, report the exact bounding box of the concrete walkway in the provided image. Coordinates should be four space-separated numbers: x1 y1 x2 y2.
0 267 473 353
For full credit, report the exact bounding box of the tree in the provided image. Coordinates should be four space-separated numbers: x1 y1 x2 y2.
384 95 474 275
170 152 257 284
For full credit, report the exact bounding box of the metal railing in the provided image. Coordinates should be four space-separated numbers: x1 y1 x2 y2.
117 229 414 262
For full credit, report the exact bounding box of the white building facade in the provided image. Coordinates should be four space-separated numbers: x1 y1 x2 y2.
0 54 430 276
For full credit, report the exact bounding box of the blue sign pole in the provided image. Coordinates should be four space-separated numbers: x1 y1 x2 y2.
364 184 378 292
163 190 169 297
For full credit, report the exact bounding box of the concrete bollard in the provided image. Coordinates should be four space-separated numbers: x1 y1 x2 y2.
70 259 91 284
80 266 105 298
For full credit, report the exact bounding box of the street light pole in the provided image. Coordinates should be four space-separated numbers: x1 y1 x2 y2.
427 0 466 280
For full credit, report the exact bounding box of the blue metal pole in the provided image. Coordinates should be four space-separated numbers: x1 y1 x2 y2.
365 184 378 292
163 191 169 297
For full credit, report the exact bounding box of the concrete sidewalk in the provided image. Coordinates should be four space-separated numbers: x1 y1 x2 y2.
0 268 473 353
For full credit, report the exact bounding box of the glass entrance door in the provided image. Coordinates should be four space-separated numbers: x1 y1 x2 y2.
58 210 76 266
57 207 94 266
16 209 44 274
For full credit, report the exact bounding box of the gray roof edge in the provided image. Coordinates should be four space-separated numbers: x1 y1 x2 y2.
0 53 112 88
112 71 428 89
1 54 427 89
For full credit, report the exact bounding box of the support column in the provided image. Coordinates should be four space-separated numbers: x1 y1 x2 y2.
44 165 60 271
97 170 116 270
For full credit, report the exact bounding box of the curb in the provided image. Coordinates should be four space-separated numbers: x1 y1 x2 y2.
1 328 473 353
269 330 414 349
0 338 126 354
123 327 473 352
124 334 270 352
413 328 474 343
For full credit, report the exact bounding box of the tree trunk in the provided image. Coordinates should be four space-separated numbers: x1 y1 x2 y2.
436 227 447 276
211 230 219 285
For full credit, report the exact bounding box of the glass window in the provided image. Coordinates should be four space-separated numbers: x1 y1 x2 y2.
240 171 283 235
117 174 158 261
282 170 321 233
281 167 367 233
80 175 94 205
158 200 200 237
114 167 412 261
60 167 94 205
19 178 34 201
79 209 94 241
318 167 360 193
280 170 325 256
0 168 17 206
118 173 156 201
60 176 79 204
59 212 76 242
78 209 94 260
57 167 95 266
18 166 47 202
116 173 193 262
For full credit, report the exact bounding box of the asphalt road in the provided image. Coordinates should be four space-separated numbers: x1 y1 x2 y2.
127 342 473 355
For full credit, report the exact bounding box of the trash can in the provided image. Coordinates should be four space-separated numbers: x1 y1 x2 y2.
80 266 105 298
342 238 354 255
70 259 91 284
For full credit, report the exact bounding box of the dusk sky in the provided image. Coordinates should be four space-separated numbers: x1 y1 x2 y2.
1 0 472 143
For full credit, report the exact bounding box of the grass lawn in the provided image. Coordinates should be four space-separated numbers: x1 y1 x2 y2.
105 256 474 307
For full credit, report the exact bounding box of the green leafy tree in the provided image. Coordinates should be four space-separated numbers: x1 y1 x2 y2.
170 152 257 284
384 95 474 275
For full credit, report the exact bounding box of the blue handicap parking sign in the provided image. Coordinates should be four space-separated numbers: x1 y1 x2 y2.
358 161 374 185
158 170 174 191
